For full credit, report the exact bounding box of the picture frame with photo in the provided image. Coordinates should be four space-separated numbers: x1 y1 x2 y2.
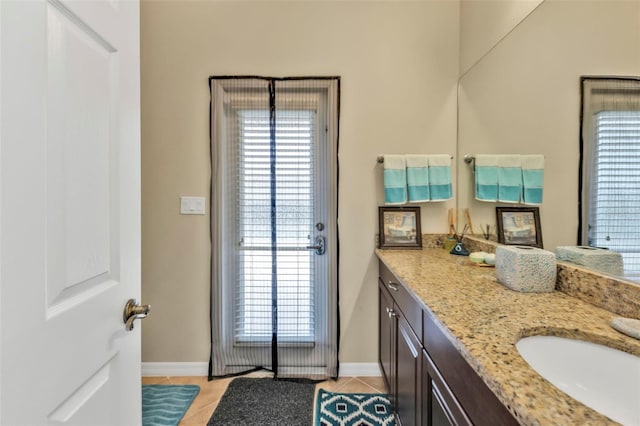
496 206 543 248
378 206 422 249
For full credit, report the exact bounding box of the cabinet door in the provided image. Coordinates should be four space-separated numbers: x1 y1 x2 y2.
379 279 396 403
422 349 472 426
397 313 422 426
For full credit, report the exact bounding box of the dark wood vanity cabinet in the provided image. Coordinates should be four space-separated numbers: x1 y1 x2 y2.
396 312 422 426
422 349 471 426
379 281 396 406
378 260 518 426
379 277 422 426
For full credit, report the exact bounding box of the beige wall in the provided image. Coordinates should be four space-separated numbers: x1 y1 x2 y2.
457 0 640 252
141 1 459 363
459 0 542 75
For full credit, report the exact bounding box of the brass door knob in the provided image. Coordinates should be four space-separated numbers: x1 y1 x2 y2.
123 299 151 331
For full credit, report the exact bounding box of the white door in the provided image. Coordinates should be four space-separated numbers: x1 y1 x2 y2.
1 0 141 424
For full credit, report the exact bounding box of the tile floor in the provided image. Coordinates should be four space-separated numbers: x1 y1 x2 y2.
142 372 387 426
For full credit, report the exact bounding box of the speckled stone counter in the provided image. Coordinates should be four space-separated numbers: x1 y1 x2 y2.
375 247 640 426
461 235 640 319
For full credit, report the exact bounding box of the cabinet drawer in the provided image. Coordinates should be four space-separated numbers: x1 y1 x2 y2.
379 261 422 341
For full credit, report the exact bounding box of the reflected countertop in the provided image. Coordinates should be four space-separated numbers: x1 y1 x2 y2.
375 247 640 426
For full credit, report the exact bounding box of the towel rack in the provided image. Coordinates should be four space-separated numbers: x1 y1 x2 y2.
463 154 546 174
463 155 476 174
464 154 546 165
377 155 453 164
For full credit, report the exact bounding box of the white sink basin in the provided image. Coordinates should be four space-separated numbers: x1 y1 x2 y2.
516 335 640 425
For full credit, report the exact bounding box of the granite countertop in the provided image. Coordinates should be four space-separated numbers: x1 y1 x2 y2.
375 247 640 426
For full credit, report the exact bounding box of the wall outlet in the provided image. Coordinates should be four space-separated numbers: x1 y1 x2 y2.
180 196 206 215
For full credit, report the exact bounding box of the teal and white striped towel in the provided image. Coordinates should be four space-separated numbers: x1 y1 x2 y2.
383 155 407 205
521 155 544 205
428 155 452 201
475 155 499 202
406 155 430 202
498 155 522 203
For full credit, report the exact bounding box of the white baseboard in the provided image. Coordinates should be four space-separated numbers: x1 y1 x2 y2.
339 363 381 377
142 362 209 377
141 362 381 378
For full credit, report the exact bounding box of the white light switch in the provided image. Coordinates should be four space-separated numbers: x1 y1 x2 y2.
180 196 206 215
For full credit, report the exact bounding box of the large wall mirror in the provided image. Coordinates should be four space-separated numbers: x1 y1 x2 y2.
457 0 640 279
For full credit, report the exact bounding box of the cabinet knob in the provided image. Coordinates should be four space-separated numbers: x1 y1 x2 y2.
387 281 399 291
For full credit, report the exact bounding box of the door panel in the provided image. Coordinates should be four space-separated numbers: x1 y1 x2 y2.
378 279 395 400
0 0 141 424
397 313 421 426
46 0 118 315
422 349 472 426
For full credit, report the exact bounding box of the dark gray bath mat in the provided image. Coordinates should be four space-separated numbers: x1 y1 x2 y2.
207 377 316 425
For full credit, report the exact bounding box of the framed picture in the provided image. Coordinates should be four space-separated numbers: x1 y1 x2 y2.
496 207 543 248
378 206 422 249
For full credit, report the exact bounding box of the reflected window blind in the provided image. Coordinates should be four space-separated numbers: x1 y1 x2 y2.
589 111 640 272
236 109 315 343
583 78 640 275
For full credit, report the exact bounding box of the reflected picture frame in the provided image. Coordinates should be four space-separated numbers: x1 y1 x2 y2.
378 206 422 249
496 207 543 248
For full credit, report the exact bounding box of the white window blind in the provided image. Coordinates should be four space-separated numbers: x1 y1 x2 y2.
236 109 315 343
589 111 640 272
582 78 640 276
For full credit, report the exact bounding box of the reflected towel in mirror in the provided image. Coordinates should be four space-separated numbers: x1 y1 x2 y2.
521 155 544 205
428 154 453 201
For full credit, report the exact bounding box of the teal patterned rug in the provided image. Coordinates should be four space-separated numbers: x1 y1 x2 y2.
315 389 395 426
142 384 200 426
